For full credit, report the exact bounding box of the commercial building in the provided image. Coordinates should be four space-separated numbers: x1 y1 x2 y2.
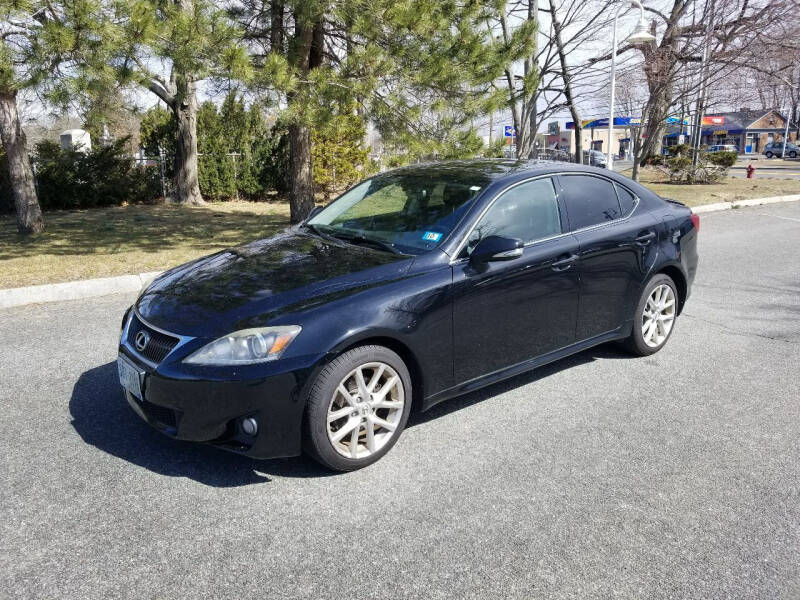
564 117 641 159
663 110 796 154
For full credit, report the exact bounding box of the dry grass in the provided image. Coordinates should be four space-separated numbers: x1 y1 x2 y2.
628 168 800 206
0 201 290 288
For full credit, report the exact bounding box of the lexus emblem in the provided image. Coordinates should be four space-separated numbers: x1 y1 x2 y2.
134 331 150 352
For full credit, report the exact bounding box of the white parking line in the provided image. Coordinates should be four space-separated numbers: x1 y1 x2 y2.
758 213 800 223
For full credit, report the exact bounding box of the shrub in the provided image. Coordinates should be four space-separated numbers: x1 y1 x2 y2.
33 138 160 210
707 150 737 167
311 109 370 200
643 154 665 166
653 144 731 184
140 94 289 201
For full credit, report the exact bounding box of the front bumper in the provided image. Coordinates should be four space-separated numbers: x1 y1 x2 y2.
119 347 318 459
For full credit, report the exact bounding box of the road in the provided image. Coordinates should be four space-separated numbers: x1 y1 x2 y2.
2 203 799 599
613 158 800 179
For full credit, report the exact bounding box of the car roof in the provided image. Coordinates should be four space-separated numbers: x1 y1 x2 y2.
381 158 616 182
375 158 662 206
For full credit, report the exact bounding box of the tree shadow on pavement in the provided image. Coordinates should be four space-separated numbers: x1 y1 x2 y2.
69 362 333 487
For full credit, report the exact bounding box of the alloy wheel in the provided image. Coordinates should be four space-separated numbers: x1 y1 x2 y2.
641 284 676 348
326 362 405 459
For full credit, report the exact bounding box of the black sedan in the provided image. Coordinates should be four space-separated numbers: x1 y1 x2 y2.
118 159 699 471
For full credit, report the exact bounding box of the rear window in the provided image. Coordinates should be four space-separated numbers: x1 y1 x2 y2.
615 184 637 216
560 175 622 231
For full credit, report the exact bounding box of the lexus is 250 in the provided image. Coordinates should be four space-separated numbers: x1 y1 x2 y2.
118 159 699 471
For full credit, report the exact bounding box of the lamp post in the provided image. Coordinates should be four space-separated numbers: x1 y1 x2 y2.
607 1 655 171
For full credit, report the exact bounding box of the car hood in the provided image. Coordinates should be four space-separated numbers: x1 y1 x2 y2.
136 228 414 337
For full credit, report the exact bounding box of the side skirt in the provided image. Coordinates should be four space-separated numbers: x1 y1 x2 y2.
422 328 628 411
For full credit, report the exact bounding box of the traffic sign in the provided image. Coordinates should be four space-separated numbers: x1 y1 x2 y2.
504 125 517 137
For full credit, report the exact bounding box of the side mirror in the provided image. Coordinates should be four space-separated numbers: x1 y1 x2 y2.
469 235 524 265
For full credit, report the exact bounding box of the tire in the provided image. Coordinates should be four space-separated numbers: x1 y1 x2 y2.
303 345 412 471
790 151 797 159
623 274 679 357
765 151 774 158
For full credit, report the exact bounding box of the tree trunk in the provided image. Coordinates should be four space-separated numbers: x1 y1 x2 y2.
0 90 43 234
270 1 284 52
549 0 582 164
289 123 314 223
631 124 643 182
172 77 204 205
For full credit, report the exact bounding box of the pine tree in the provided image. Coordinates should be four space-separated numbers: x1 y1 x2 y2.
0 1 110 233
108 0 250 205
229 0 534 223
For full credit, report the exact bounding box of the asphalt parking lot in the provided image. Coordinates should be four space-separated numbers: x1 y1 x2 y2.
2 202 799 599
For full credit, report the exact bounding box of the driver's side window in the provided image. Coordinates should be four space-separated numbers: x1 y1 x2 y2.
464 177 561 255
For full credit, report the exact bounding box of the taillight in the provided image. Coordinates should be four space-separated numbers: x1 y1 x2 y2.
690 213 700 232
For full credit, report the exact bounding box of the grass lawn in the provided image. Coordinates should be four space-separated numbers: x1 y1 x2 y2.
628 167 800 206
0 201 290 288
3 169 800 289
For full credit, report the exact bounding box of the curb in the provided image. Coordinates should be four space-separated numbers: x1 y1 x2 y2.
2 194 799 310
691 193 800 213
0 271 162 310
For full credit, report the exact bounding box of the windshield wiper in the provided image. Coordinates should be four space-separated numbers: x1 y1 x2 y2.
325 230 405 255
303 223 345 244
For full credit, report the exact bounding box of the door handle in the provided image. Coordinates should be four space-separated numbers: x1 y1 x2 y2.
551 254 578 272
635 230 656 246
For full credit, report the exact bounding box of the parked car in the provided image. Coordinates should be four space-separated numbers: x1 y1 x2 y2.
588 149 607 168
763 141 799 158
708 144 739 153
119 160 699 471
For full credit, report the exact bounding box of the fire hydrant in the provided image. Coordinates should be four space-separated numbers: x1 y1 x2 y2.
746 164 756 179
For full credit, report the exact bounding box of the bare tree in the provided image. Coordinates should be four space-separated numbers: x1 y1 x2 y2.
585 0 787 177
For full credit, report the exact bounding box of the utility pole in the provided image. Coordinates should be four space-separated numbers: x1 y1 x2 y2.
692 0 715 166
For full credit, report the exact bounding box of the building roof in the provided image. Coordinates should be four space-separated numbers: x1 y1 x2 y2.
707 109 785 130
665 109 788 137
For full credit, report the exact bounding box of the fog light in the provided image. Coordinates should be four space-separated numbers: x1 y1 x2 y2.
241 417 258 436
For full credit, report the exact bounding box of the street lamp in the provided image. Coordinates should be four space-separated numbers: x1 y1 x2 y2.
607 1 656 171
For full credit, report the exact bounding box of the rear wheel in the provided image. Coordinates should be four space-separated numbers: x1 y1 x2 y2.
303 345 412 471
789 151 797 159
623 274 679 356
765 151 774 158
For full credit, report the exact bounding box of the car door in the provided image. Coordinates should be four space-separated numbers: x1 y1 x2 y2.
452 176 581 383
558 174 659 342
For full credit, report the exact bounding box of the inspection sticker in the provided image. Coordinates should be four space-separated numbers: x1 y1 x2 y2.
422 231 443 242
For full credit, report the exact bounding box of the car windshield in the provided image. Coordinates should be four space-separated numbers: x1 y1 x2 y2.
306 172 487 255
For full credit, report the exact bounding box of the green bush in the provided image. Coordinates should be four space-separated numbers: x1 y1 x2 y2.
140 93 289 201
707 150 737 167
311 107 370 200
666 143 693 157
33 138 160 210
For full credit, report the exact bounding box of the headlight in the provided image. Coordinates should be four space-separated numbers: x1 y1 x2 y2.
184 326 302 365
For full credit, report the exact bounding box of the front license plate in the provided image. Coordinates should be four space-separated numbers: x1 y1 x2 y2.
117 355 143 400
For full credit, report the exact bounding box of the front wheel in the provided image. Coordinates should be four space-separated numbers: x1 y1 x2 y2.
789 151 798 159
303 345 412 471
623 274 679 356
765 151 774 158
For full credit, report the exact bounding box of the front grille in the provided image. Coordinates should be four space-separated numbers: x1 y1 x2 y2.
139 399 178 429
127 314 180 364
